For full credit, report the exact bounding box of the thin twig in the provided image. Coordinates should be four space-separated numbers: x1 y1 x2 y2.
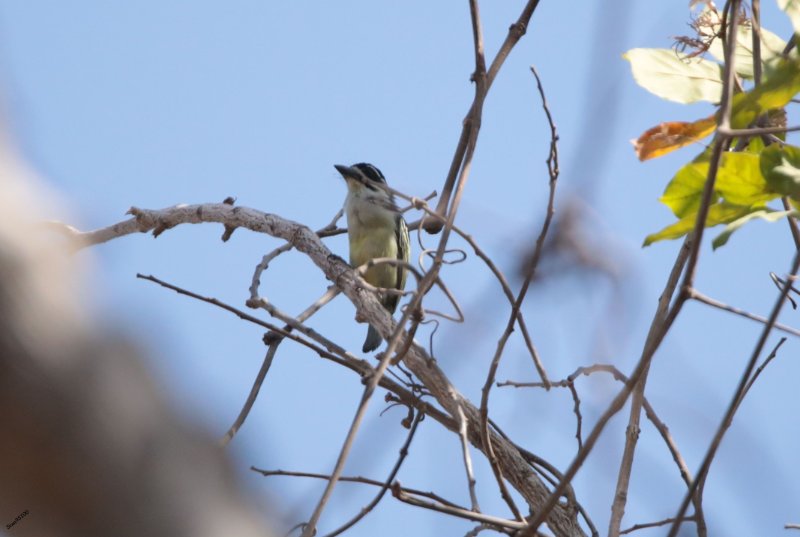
251 467 462 509
346 255 465 324
610 236 691 535
781 197 800 251
136 273 457 438
457 405 481 512
752 0 762 86
500 362 696 503
295 296 418 536
426 0 542 232
222 345 277 446
322 410 425 537
606 5 745 535
521 237 692 536
464 523 502 537
770 271 800 309
566 382 583 450
607 234 692 537
450 223 548 383
138 273 365 372
489 420 598 537
667 252 800 537
222 285 341 445
641 400 695 493
406 193 549 384
249 209 344 302
738 337 787 409
620 516 696 535
478 63 562 525
689 289 800 338
392 486 525 531
285 522 308 537
718 124 800 137
677 0 740 297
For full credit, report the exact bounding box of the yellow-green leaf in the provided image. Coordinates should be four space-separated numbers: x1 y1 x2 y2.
624 48 723 104
715 152 776 206
660 151 777 220
712 209 794 249
643 202 755 246
760 144 800 198
730 58 800 128
659 156 711 218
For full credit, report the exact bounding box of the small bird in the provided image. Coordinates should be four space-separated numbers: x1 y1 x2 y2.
335 163 410 352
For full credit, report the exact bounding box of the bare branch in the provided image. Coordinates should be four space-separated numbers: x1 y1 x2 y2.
457 405 481 513
251 467 462 509
674 0 741 302
70 203 586 536
392 485 525 532
689 289 800 338
668 252 800 537
608 234 692 537
222 285 340 445
501 362 696 515
477 62 562 525
450 222 548 383
137 273 456 439
620 516 696 535
427 0 543 232
405 192 549 383
740 337 787 404
781 197 800 252
609 3 749 534
522 237 692 537
718 124 800 137
248 209 345 304
223 345 278 446
322 410 425 537
751 0 762 86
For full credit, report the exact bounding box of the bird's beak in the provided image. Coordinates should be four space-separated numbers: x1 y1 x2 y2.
334 164 355 179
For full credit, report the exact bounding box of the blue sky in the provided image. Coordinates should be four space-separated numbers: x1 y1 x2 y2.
1 2 798 536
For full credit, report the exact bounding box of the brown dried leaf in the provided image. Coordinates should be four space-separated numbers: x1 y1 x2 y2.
632 114 716 161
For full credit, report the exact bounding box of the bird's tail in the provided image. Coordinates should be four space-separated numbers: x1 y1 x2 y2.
362 324 383 353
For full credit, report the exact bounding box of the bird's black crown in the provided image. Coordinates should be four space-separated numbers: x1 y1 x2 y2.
353 163 387 185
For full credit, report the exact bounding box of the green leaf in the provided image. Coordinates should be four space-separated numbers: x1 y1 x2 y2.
659 151 775 218
760 144 800 197
624 48 723 104
715 152 776 206
778 0 800 35
643 202 754 246
712 208 794 249
730 58 800 128
707 17 787 79
659 156 711 218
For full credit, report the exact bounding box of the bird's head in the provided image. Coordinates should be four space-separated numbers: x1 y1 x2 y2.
334 163 389 194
